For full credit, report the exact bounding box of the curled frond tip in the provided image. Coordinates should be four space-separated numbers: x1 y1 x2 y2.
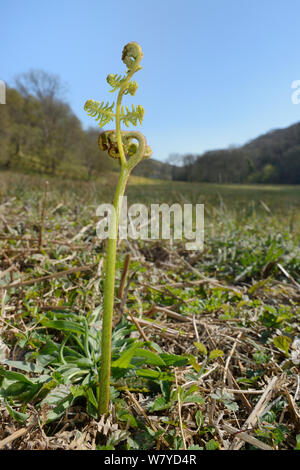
122 42 143 72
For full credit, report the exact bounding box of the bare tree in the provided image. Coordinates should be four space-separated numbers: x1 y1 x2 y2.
15 69 67 102
14 70 75 174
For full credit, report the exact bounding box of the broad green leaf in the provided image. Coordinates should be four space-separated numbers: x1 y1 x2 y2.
132 348 166 366
41 385 73 422
186 354 201 373
194 342 208 356
159 353 189 367
5 402 29 424
111 342 143 369
273 335 292 355
117 408 138 427
182 394 205 405
136 369 174 381
0 369 36 384
0 381 29 397
151 396 171 412
0 360 44 374
208 349 224 361
40 319 85 335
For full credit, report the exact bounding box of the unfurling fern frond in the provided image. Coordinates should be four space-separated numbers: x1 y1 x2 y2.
122 42 143 72
83 42 152 417
124 80 138 96
120 104 144 127
84 99 115 127
106 73 126 92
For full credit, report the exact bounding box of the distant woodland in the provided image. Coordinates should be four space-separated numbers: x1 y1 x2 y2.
170 122 300 184
1 70 300 183
0 70 116 180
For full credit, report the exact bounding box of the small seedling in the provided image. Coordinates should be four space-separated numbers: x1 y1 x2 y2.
84 42 151 415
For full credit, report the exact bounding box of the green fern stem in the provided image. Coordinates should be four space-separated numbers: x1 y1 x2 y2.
98 164 129 415
115 72 141 165
98 132 146 416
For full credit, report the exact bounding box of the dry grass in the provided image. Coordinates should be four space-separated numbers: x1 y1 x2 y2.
0 171 300 450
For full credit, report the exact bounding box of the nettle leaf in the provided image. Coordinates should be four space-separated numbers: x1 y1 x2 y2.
273 335 292 355
84 99 115 127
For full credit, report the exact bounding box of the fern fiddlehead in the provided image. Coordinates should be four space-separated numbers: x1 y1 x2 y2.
84 42 151 416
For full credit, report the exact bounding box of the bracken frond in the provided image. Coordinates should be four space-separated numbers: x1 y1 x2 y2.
84 99 115 127
124 81 138 96
106 74 126 93
120 104 144 127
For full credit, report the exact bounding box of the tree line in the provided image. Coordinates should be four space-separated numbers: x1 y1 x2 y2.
0 70 115 179
171 123 300 184
1 69 300 184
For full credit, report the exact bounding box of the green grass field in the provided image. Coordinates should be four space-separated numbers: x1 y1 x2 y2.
0 170 300 450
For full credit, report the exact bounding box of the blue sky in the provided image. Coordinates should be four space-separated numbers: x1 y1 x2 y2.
2 0 300 162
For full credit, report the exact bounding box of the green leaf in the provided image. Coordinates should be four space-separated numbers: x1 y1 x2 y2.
136 369 174 381
151 396 171 412
273 335 292 355
116 408 138 427
224 400 239 412
41 385 73 422
0 360 44 374
182 394 205 405
295 434 300 450
208 349 224 361
194 342 208 356
0 368 36 384
205 439 219 450
0 381 29 397
73 358 94 369
5 402 29 424
132 348 166 366
40 319 85 335
111 342 144 369
159 353 189 367
185 354 201 373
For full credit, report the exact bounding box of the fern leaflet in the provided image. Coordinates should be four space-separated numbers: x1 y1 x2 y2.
84 100 115 127
106 74 126 92
120 104 144 127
